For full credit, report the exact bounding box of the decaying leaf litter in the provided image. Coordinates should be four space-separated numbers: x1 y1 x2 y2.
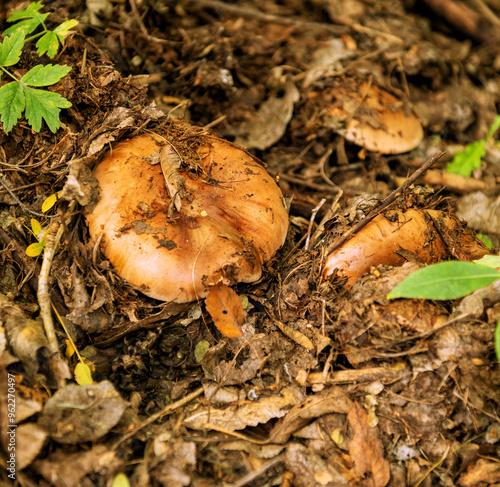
1 0 500 485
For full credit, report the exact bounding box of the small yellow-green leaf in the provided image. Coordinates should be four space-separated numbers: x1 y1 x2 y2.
74 362 93 385
194 340 210 362
474 254 500 269
26 241 44 257
65 339 76 360
30 218 42 237
112 473 131 487
41 190 62 213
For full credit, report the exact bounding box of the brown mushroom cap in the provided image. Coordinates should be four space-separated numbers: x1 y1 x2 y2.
317 79 423 154
86 132 289 302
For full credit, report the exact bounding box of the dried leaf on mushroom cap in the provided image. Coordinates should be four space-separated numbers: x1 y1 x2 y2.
85 128 289 303
311 78 423 154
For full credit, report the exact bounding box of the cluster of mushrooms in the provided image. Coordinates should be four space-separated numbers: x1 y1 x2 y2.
86 80 462 305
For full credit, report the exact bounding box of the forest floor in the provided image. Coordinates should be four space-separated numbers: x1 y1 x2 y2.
1 0 500 486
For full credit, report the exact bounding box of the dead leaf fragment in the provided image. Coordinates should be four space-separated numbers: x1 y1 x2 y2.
235 79 300 150
16 423 47 470
459 458 500 486
269 386 352 444
33 444 122 487
183 386 305 431
38 380 127 443
205 283 244 338
285 443 352 487
347 402 390 487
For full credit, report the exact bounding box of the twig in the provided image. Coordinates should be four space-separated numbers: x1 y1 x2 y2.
324 151 445 257
469 0 500 27
304 198 326 251
0 175 57 219
130 0 150 38
112 387 204 449
226 454 285 487
38 220 61 354
310 191 342 249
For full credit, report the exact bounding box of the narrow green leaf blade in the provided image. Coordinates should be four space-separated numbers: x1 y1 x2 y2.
387 261 500 300
23 86 72 133
0 82 25 133
0 30 25 67
486 114 500 141
495 320 500 366
22 64 72 87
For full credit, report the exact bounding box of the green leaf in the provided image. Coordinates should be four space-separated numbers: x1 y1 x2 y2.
6 1 45 22
495 320 500 366
23 86 72 133
476 233 494 249
42 190 62 213
0 82 25 133
3 15 49 36
194 340 210 362
26 241 44 257
486 114 500 142
0 30 26 67
22 64 72 87
4 2 48 36
446 140 486 177
53 19 79 40
36 31 60 58
387 261 500 300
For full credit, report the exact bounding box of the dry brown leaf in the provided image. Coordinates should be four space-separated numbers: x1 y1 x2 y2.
347 402 390 487
269 386 352 444
205 283 244 338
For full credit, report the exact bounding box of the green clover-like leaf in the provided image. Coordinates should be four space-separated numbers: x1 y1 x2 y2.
446 140 486 178
0 81 25 133
3 14 49 36
4 2 48 36
23 86 72 133
36 31 59 58
0 30 25 67
22 64 72 87
6 1 45 22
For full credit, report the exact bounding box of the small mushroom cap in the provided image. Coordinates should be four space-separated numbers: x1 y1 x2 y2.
318 80 423 154
86 133 289 302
